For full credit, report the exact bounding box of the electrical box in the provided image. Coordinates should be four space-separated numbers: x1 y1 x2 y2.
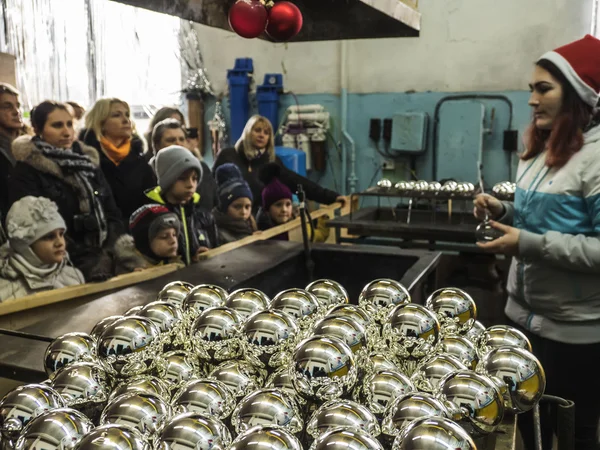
390 112 429 154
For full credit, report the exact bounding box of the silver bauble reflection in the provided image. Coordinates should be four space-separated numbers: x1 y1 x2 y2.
231 388 303 435
463 319 486 343
90 315 122 339
50 362 112 407
14 408 93 450
305 279 349 308
376 178 392 190
478 325 532 356
157 281 193 306
208 360 265 399
355 370 415 414
392 417 476 450
172 378 235 420
367 352 399 372
0 384 65 444
155 351 202 390
440 180 458 195
229 426 303 450
414 180 429 193
425 288 477 335
438 335 479 370
44 332 97 377
311 315 367 356
358 279 410 322
74 424 149 450
326 304 370 328
224 288 270 321
183 284 228 317
96 315 162 376
395 181 412 191
155 412 231 450
137 301 183 334
306 399 380 438
110 375 171 402
437 369 504 435
477 346 546 413
310 427 384 450
190 306 242 363
270 288 320 330
265 368 304 405
428 181 442 193
125 305 144 316
242 309 299 369
381 392 450 437
100 392 172 437
410 354 467 393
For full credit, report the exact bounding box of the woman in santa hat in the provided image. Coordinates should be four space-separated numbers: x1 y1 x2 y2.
474 35 600 450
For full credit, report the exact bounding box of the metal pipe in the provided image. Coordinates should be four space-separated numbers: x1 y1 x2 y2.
340 40 357 194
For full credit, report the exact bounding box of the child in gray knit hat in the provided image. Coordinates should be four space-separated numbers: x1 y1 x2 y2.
0 196 84 301
146 145 219 264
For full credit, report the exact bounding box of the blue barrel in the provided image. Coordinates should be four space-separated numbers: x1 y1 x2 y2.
276 146 307 177
257 73 284 131
227 58 253 144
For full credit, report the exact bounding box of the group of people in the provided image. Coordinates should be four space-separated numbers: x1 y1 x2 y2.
0 89 344 302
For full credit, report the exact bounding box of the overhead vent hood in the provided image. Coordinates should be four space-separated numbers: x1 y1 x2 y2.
110 0 421 41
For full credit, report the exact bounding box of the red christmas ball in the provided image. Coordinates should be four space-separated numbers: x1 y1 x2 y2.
266 1 303 42
228 0 268 39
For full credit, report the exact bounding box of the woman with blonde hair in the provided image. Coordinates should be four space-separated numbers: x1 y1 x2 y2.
80 98 156 224
213 115 345 213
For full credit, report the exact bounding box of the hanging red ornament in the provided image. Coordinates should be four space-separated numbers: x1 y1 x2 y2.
228 0 268 39
265 1 303 42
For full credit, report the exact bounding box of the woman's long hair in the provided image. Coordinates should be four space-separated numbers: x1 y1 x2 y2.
522 59 596 168
234 115 276 162
83 98 136 141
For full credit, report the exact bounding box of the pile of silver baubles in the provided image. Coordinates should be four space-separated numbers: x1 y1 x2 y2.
0 281 546 450
492 181 516 200
376 179 477 199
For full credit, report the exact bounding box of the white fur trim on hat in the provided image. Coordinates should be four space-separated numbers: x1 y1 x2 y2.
539 51 600 107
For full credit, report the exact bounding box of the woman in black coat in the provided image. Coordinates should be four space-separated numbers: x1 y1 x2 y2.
9 101 124 281
213 115 346 213
79 98 156 225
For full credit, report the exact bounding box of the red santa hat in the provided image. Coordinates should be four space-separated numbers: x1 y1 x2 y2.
539 34 600 108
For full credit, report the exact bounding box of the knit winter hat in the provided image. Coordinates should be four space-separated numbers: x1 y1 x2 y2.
259 163 293 210
215 163 253 212
129 204 180 259
151 145 202 192
539 34 600 108
6 196 66 246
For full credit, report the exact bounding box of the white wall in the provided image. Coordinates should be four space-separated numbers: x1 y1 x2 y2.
192 0 594 95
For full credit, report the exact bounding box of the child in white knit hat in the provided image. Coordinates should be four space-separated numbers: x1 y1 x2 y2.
0 196 84 301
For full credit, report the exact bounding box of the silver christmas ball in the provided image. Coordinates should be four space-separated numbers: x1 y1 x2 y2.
14 408 93 450
90 315 122 339
0 384 65 444
414 180 429 193
270 288 321 330
478 325 532 356
326 304 370 328
381 392 450 437
310 427 384 450
137 301 183 334
100 392 172 437
110 375 171 402
291 336 357 402
312 315 367 356
377 178 392 190
224 288 270 321
172 378 235 420
410 354 467 393
124 306 144 316
367 352 400 372
208 360 265 399
74 424 149 450
231 388 303 434
355 370 415 414
190 306 242 363
96 315 162 376
155 412 231 450
440 181 458 194
392 416 476 450
242 309 299 369
395 181 412 191
438 335 479 370
157 281 193 306
437 369 504 435
183 284 228 317
265 368 304 405
307 399 380 438
463 320 486 343
50 362 112 407
305 279 349 308
155 351 202 390
428 181 442 193
358 279 410 323
229 426 303 450
44 332 97 377
476 346 546 413
425 288 477 335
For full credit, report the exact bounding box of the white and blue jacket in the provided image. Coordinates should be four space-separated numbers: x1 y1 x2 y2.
502 124 600 344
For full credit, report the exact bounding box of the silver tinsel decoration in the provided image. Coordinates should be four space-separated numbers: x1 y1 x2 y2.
208 101 229 157
179 21 215 98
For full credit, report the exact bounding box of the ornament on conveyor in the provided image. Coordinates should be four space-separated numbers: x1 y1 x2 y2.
44 332 97 377
309 427 384 450
306 398 380 439
425 287 477 336
410 353 467 394
477 324 533 357
310 315 368 362
155 412 232 450
154 350 203 393
437 334 480 370
183 284 228 321
208 360 266 399
156 281 194 307
381 392 451 438
305 279 349 309
376 178 392 191
241 309 299 371
190 306 242 366
172 378 236 421
270 288 321 332
89 315 122 339
353 369 415 416
395 181 413 192
110 376 171 403
73 424 149 450
229 425 303 450
392 416 477 450
136 300 185 350
231 388 303 435
265 367 306 406
224 288 270 322
492 181 516 200
358 278 411 339
382 303 441 375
